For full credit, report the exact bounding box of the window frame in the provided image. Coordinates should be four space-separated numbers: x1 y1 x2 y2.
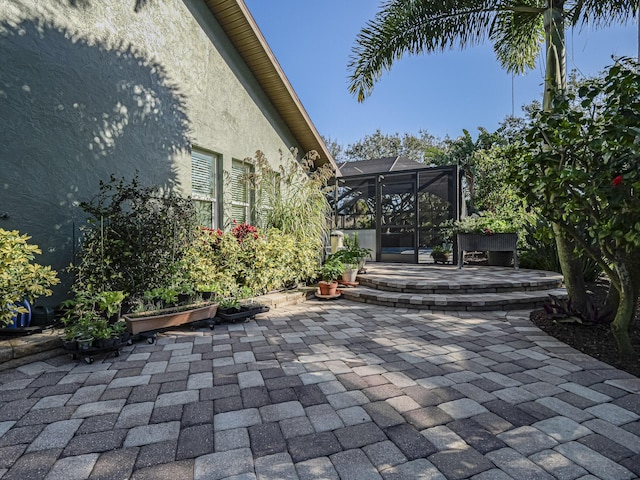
191 148 220 229
231 158 254 224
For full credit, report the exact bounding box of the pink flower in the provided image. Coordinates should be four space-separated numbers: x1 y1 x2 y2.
484 228 494 236
612 175 623 187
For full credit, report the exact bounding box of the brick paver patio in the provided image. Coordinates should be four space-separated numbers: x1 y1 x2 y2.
1 299 639 479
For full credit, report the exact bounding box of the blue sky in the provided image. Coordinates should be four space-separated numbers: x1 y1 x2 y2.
244 1 637 147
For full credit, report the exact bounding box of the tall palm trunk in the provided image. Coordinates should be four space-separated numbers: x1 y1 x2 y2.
544 0 587 313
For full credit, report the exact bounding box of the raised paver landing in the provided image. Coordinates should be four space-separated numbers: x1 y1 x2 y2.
343 263 567 311
0 298 638 479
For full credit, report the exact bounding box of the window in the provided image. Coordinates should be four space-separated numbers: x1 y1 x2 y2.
191 149 218 228
231 159 253 224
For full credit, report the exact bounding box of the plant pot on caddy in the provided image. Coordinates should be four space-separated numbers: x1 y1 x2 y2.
318 280 339 296
216 303 270 323
317 257 343 296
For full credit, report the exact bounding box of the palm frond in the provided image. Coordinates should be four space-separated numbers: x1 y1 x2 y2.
348 0 551 102
568 0 637 28
491 8 544 74
348 0 503 102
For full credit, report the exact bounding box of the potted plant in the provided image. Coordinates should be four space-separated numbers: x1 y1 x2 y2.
318 257 344 296
332 234 372 274
91 317 117 349
344 233 372 273
96 290 126 321
196 283 220 301
62 309 100 351
0 228 59 328
341 263 359 283
218 297 241 315
143 287 180 309
430 245 451 264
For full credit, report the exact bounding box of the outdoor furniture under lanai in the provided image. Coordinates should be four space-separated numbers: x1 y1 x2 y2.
457 233 518 269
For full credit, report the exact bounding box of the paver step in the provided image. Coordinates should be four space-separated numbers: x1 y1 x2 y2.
357 264 563 295
340 286 567 311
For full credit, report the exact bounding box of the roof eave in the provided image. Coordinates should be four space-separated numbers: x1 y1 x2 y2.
203 0 337 173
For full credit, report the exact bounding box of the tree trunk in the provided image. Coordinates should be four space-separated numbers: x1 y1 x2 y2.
542 0 566 111
553 224 587 313
544 1 587 312
628 255 640 336
602 285 619 323
610 260 637 357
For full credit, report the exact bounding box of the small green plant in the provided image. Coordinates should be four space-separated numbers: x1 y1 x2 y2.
444 212 518 237
331 233 372 267
62 308 101 341
110 320 128 337
219 297 241 310
143 287 180 308
91 317 114 340
196 283 220 294
431 245 451 256
96 291 126 318
319 257 344 283
0 229 59 326
344 233 372 260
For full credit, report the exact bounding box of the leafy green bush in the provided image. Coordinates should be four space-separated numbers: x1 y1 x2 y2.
72 164 327 310
518 217 601 281
0 229 59 326
181 224 319 298
72 175 198 298
510 58 640 355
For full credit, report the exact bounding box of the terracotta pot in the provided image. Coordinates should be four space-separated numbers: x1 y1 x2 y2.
318 280 338 296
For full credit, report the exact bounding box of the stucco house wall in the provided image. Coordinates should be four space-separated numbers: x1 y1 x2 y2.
0 0 313 303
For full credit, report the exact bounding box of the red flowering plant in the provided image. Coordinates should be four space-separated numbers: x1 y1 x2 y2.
201 226 224 247
231 220 259 243
508 59 640 356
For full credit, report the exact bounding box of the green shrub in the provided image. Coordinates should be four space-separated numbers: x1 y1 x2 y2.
72 162 328 308
518 217 602 281
72 175 198 298
0 229 59 326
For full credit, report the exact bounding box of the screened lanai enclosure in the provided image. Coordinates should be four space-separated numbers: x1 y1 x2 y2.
331 157 462 264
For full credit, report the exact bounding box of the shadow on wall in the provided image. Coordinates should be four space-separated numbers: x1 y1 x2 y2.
0 18 191 304
54 0 154 13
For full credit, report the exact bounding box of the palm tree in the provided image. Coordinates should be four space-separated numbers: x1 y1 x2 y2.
349 1 634 103
348 0 635 309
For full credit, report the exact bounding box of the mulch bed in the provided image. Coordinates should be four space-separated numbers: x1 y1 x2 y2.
530 279 640 378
